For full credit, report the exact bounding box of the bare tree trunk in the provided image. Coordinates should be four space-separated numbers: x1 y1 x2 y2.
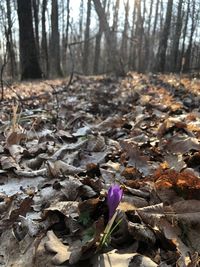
135 0 143 72
32 0 40 57
156 0 173 72
171 0 183 71
41 0 49 77
50 0 63 77
145 0 154 71
179 0 189 71
129 2 136 69
60 0 70 75
148 0 159 71
93 28 103 74
66 0 70 48
93 0 125 76
6 0 17 78
82 0 91 75
112 0 120 48
17 0 42 80
121 0 129 70
79 0 84 39
93 0 107 74
183 0 196 71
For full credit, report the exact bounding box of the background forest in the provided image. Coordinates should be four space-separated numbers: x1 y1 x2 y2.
1 0 200 80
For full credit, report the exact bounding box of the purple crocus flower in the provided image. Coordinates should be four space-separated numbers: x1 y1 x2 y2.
107 185 123 220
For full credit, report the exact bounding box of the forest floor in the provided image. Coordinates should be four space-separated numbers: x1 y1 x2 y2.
0 72 200 267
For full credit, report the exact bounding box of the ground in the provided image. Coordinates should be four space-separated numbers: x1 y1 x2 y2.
0 72 200 267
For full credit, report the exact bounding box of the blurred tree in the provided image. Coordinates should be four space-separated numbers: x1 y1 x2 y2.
121 0 129 69
180 0 190 71
135 0 143 72
32 0 40 56
171 0 183 71
93 0 107 74
1 0 200 78
156 0 173 72
112 0 120 49
183 0 197 71
50 0 63 77
6 0 17 78
82 0 91 74
17 0 42 80
145 0 154 71
129 1 136 69
41 0 49 77
93 0 125 76
149 0 160 71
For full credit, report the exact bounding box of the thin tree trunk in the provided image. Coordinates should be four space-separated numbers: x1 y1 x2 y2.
149 0 159 71
156 0 173 72
145 0 153 71
41 0 49 77
180 0 190 71
93 0 107 74
129 2 136 69
50 0 63 77
121 0 129 69
6 0 17 78
64 0 70 74
171 0 183 71
112 0 120 48
135 0 143 72
32 0 40 56
93 30 102 74
93 0 125 76
82 0 91 75
183 0 196 71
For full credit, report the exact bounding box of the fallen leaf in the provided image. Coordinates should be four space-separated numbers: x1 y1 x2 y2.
45 230 71 265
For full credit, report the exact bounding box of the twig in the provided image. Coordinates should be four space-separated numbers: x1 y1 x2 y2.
42 82 59 120
3 80 23 104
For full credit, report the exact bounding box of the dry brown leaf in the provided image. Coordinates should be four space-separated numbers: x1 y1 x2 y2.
78 197 102 214
50 139 87 161
91 251 136 267
45 230 71 265
160 218 191 264
0 229 36 267
14 168 46 177
154 169 200 199
45 201 79 217
128 221 156 244
120 140 153 176
6 131 26 146
0 155 19 170
129 254 158 267
157 118 187 138
87 134 106 152
24 155 45 170
47 159 84 177
121 166 143 179
121 195 148 209
137 200 200 226
165 135 200 154
91 251 158 267
59 176 82 200
7 144 24 162
164 154 186 172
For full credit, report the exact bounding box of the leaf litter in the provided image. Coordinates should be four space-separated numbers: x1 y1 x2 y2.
0 73 200 266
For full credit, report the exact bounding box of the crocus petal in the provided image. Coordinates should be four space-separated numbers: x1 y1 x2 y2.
107 185 123 220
